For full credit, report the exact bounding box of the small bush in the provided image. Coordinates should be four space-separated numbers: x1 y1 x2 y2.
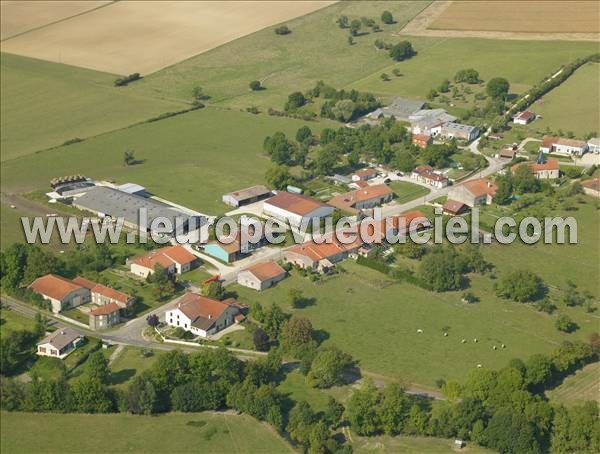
114 73 141 87
275 25 290 35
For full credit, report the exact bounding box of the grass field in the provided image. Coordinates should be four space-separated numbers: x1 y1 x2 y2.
353 434 492 453
108 346 164 388
529 62 600 136
0 107 324 214
0 53 186 161
429 1 600 34
0 307 37 336
546 362 600 407
389 181 430 204
0 411 293 454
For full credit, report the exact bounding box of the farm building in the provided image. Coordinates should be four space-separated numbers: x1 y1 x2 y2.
499 148 517 159
72 186 205 239
409 109 456 137
222 185 272 207
203 240 244 263
263 192 334 228
442 199 470 216
237 262 287 291
351 168 378 181
284 233 363 273
540 136 588 156
587 138 600 153
412 134 433 149
203 216 272 263
37 328 84 359
448 178 497 207
513 111 536 125
89 302 121 330
129 245 198 278
440 122 479 142
72 277 135 309
165 293 243 338
29 274 91 313
349 180 370 190
328 184 394 214
581 178 600 197
411 165 448 189
367 97 425 121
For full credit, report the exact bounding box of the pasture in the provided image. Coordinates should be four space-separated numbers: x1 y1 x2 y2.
0 1 335 75
429 1 600 34
390 181 430 204
353 434 493 453
546 362 600 407
529 62 600 136
0 107 323 214
0 412 293 454
0 53 186 160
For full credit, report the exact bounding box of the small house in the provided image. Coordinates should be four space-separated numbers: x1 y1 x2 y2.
351 168 378 182
237 262 287 291
412 133 433 149
513 111 536 125
89 302 121 330
129 245 198 278
448 178 497 207
37 327 84 359
442 199 470 216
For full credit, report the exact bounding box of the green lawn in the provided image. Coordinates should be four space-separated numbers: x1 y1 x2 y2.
0 107 323 215
0 412 293 454
0 53 186 161
546 362 600 407
0 307 37 336
277 369 351 412
530 62 600 137
108 346 164 388
353 434 493 453
390 181 431 203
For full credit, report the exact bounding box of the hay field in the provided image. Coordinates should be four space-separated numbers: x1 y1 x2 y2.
0 1 335 75
429 1 600 34
0 1 111 40
546 362 600 407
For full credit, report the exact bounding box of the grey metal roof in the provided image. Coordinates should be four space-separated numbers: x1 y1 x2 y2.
73 186 201 234
372 97 425 120
38 327 82 351
442 122 478 133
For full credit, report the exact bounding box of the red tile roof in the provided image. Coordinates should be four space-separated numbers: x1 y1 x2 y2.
353 168 377 178
328 184 393 211
516 111 535 121
581 178 600 192
130 245 196 270
412 165 434 174
442 199 469 214
463 178 497 198
243 262 286 282
351 180 369 188
264 192 329 216
29 274 84 301
73 277 132 305
541 135 559 148
89 302 120 316
175 293 236 330
512 160 559 174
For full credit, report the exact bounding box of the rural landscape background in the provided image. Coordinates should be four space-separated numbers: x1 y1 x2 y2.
1 1 599 453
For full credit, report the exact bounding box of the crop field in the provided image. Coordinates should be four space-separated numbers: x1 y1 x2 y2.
529 63 600 136
0 107 323 214
429 1 600 34
0 1 111 40
0 1 336 75
0 412 293 454
546 362 600 407
0 53 186 161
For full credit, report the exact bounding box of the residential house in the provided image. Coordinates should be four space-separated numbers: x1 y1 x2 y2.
581 178 600 197
283 234 363 273
328 184 394 214
165 293 243 338
89 302 121 330
222 185 272 207
512 153 560 179
540 136 559 154
37 327 84 359
440 123 479 142
72 277 135 310
540 136 588 156
587 138 600 153
129 245 198 278
351 168 378 182
348 180 370 190
442 199 470 216
29 274 90 313
263 192 334 228
499 148 517 159
412 134 433 149
411 165 448 189
237 262 287 291
513 111 536 125
448 178 497 207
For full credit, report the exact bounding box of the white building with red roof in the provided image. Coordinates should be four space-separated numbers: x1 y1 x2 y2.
263 192 334 228
165 293 243 338
129 245 198 278
448 178 498 207
237 262 287 291
72 276 135 309
29 274 91 313
328 184 394 214
351 168 378 181
513 111 536 125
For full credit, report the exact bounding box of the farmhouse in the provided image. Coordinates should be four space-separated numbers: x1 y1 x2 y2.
203 216 272 263
328 184 394 214
72 277 135 309
409 109 456 136
72 186 205 239
587 138 600 153
513 111 536 125
37 327 84 359
29 274 90 313
540 136 588 156
222 185 272 207
442 199 470 216
284 232 363 273
237 262 287 291
581 178 600 197
412 134 433 149
129 245 198 278
165 293 243 338
440 122 479 142
512 154 560 179
385 210 432 237
351 168 378 181
89 302 121 330
411 165 449 189
448 178 497 207
367 97 425 121
263 192 334 228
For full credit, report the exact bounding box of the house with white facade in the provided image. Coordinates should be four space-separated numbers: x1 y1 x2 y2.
440 122 479 142
263 192 334 228
328 184 394 214
587 138 600 153
513 111 536 125
165 293 243 338
72 277 135 309
237 262 287 291
411 165 449 189
540 136 588 156
409 109 456 137
29 274 91 313
37 327 84 359
129 245 198 278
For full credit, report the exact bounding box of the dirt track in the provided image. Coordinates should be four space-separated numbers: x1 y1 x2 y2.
399 1 600 42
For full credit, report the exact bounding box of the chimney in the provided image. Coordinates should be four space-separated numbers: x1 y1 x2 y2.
208 314 212 319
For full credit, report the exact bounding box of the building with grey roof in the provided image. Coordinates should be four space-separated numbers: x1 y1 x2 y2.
72 186 204 237
440 122 480 142
368 97 425 121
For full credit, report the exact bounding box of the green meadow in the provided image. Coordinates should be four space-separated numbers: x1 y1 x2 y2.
0 412 293 454
546 362 600 407
0 53 186 161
